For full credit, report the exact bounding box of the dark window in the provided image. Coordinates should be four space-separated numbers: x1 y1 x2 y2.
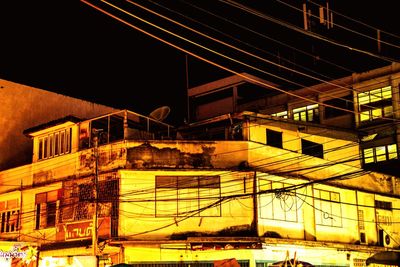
35 204 41 229
266 129 283 148
324 95 353 119
237 83 274 105
46 202 57 227
375 200 392 210
360 232 366 243
301 139 323 158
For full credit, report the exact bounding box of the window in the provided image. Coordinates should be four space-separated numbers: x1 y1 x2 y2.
35 190 61 229
38 128 72 160
375 200 392 210
324 95 353 119
155 176 221 217
271 111 288 118
293 104 319 122
301 139 323 158
363 144 398 164
259 181 298 222
313 189 342 227
358 86 393 122
0 199 19 233
266 129 283 148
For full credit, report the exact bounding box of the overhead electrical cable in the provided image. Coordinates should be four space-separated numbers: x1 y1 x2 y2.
274 0 400 50
219 0 400 63
84 0 400 125
125 0 396 116
306 0 400 41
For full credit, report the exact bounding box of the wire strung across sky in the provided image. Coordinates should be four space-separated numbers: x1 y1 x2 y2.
80 0 400 126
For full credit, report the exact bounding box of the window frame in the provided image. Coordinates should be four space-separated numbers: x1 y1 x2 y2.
362 144 398 165
38 128 72 160
0 199 20 233
313 188 342 227
155 176 221 217
271 111 288 118
293 104 319 122
358 86 393 123
35 190 61 229
259 180 299 222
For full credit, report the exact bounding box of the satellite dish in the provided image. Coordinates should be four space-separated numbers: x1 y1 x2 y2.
149 106 170 122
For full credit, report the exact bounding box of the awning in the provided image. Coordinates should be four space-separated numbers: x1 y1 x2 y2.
366 251 400 266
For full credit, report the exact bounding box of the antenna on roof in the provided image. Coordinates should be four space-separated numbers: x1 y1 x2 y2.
148 106 170 122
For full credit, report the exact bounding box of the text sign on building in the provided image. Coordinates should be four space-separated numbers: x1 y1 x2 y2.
57 217 110 241
65 220 93 240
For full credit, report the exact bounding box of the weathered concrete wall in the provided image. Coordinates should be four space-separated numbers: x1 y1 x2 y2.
0 79 117 170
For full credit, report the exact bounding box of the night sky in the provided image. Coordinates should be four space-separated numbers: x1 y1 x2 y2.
1 0 399 125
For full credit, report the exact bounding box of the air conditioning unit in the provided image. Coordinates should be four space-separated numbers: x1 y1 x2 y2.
383 233 392 248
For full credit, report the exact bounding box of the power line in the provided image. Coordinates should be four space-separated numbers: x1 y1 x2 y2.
274 0 400 50
220 0 400 63
88 0 400 125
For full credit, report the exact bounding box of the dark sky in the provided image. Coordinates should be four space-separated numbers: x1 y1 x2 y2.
1 0 399 125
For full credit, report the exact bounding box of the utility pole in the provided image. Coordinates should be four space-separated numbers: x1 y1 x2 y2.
92 131 100 259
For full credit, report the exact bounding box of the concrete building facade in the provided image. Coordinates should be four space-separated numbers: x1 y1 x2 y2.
0 108 398 267
0 79 117 171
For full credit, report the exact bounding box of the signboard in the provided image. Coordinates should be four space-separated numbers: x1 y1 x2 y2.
56 217 111 241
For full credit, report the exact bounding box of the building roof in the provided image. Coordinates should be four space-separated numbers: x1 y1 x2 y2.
23 115 82 136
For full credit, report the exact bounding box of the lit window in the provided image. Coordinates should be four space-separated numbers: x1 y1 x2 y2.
388 144 397 160
271 111 288 118
362 144 398 164
357 86 392 123
293 104 319 122
363 148 374 163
